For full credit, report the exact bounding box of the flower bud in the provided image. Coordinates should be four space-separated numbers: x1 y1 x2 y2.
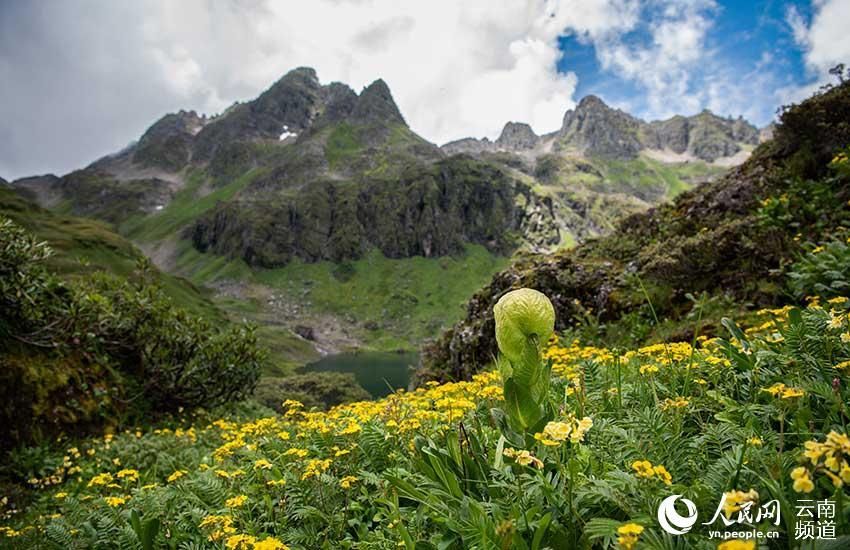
493 288 555 362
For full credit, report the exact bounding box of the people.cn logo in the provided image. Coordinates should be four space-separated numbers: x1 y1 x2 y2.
657 495 699 535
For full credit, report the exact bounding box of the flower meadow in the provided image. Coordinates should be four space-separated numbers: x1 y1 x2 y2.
3 290 850 549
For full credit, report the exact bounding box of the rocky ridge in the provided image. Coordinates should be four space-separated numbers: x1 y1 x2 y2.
9 68 761 269
443 94 760 163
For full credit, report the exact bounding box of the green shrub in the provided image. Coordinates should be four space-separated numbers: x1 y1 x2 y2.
788 238 850 299
0 216 264 448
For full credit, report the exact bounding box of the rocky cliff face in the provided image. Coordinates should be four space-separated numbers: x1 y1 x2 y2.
132 110 207 171
643 110 759 161
496 122 539 151
557 95 643 158
191 156 553 267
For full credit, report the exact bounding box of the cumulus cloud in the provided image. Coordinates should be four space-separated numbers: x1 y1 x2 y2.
1 0 639 179
0 0 815 179
592 1 718 119
786 0 850 78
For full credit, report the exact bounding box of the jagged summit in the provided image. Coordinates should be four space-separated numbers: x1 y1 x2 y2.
442 93 761 162
352 79 406 125
132 110 207 171
558 95 643 158
496 122 538 151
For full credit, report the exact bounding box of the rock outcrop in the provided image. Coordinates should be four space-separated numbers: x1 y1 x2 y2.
557 95 643 158
495 122 539 151
442 96 762 162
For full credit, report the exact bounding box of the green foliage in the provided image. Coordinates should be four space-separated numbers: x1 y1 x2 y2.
0 216 263 448
254 245 509 349
788 238 850 299
5 296 850 548
0 187 220 319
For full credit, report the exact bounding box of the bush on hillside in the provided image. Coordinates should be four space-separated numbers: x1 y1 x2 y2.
0 216 263 447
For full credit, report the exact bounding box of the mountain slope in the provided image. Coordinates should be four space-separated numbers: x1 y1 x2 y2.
0 187 219 319
7 67 763 362
418 79 850 383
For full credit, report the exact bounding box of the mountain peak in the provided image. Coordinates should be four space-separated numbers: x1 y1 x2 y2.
559 95 642 158
496 122 539 151
352 79 406 125
576 94 608 110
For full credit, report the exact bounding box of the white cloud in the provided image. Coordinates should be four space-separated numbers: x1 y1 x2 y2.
0 0 814 179
786 0 850 76
0 0 648 178
775 0 850 110
593 1 718 119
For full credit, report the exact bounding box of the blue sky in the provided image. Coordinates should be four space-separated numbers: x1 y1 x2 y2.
1 0 848 179
556 0 817 125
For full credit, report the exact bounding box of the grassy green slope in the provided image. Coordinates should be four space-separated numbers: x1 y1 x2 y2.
255 245 510 349
0 188 220 320
120 167 265 242
170 241 509 354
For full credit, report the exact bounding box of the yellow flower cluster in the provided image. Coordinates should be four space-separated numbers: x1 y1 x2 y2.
616 523 644 550
721 490 758 518
116 469 139 482
103 496 128 508
762 382 805 399
717 540 756 550
533 416 593 446
543 338 613 379
225 495 248 508
167 470 187 483
503 448 543 469
624 342 694 364
200 514 237 542
301 459 332 480
660 397 690 411
794 431 850 491
631 460 672 485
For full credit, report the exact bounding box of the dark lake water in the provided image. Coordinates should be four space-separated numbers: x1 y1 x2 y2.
301 351 419 398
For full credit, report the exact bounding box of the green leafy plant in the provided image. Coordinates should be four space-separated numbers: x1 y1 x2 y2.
493 288 555 437
788 238 850 299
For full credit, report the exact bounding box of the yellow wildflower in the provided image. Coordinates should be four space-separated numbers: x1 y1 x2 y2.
617 523 644 550
717 540 755 550
103 496 128 507
791 467 814 493
225 495 248 508
167 470 187 483
225 534 257 549
253 537 290 550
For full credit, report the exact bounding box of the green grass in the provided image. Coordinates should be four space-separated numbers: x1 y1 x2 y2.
324 124 362 168
249 244 509 349
0 188 221 320
590 155 722 198
121 167 264 242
